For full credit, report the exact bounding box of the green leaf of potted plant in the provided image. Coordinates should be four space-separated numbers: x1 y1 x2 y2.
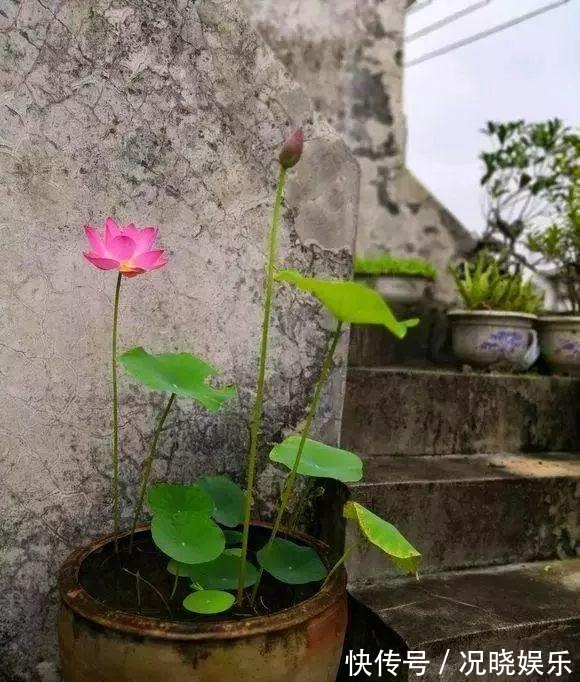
448 251 544 371
58 132 421 682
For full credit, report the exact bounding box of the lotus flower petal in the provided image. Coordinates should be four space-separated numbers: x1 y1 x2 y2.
125 225 158 254
84 226 106 256
83 254 120 270
133 249 166 270
104 217 122 249
120 265 146 277
109 235 136 261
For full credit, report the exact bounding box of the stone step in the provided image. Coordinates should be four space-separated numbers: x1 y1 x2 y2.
349 559 580 682
341 367 580 456
344 453 580 583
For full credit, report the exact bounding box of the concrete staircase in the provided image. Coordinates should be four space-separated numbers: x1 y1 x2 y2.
338 366 580 681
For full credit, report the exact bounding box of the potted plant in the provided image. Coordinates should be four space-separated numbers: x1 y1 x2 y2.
478 118 580 375
354 252 437 305
448 252 544 371
350 253 437 367
58 131 421 682
528 186 580 375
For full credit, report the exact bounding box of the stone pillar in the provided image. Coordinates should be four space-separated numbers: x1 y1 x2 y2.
244 0 475 302
0 0 358 677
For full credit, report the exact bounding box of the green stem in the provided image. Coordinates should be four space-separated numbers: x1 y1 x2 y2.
323 541 363 588
237 167 288 604
170 565 180 601
136 570 142 611
123 568 172 617
288 478 315 531
112 272 122 550
250 320 343 604
129 393 176 553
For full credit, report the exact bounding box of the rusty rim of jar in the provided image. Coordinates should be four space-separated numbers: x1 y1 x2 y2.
58 522 347 641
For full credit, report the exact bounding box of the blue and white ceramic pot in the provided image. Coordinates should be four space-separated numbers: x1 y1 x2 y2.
448 310 539 372
538 315 580 377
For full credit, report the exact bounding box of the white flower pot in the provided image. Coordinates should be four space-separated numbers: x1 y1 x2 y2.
355 275 430 305
538 315 580 376
448 310 539 372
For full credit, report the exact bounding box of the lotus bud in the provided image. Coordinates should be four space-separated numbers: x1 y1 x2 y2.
278 129 304 169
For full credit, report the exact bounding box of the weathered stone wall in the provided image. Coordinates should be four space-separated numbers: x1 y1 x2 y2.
392 170 476 302
244 0 475 303
0 1 358 679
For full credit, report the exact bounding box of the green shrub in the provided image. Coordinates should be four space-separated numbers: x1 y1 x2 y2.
354 252 437 279
527 186 580 312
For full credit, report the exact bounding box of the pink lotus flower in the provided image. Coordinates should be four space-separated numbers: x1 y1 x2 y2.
83 217 167 277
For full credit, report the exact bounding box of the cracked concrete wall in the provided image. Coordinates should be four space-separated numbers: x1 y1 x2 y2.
0 0 359 679
243 0 475 303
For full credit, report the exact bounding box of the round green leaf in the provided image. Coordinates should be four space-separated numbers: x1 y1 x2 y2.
225 547 242 556
184 549 258 590
257 538 327 585
148 483 214 516
275 270 419 339
151 511 225 564
198 476 245 527
344 501 421 575
269 436 363 482
183 590 235 615
167 550 255 588
224 530 243 546
118 347 236 410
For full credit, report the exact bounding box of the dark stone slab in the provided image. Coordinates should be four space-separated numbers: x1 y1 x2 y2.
341 368 580 456
351 560 580 682
345 453 580 581
348 307 454 369
336 595 408 682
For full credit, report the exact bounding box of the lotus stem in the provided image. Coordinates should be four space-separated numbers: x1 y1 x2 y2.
136 570 142 611
123 568 172 617
237 166 288 604
170 565 180 601
323 541 363 588
250 320 343 604
129 392 176 553
288 478 315 531
111 272 122 550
